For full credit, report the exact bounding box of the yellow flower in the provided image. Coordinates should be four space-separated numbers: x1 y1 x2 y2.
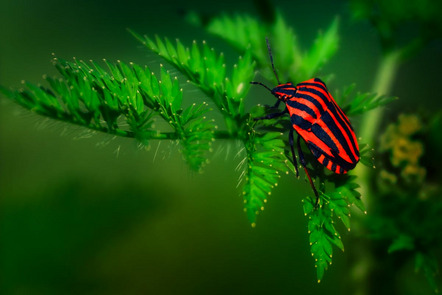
379 169 397 185
391 138 423 167
397 114 422 136
401 164 426 184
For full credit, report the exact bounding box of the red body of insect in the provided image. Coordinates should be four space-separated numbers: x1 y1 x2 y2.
251 38 359 205
273 79 359 174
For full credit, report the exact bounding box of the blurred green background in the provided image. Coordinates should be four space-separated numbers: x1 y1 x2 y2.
0 0 441 294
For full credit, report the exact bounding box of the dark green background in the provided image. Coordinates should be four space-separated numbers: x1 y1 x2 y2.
0 1 441 294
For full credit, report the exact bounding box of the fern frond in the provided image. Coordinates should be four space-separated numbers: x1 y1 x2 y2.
303 196 342 282
415 251 440 293
205 13 268 69
204 12 300 84
240 119 290 225
358 142 376 169
199 12 338 84
303 174 365 282
270 13 302 82
178 101 215 171
336 84 398 116
1 57 214 171
300 17 339 79
129 31 256 134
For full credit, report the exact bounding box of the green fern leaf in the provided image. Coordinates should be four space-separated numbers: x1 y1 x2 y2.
300 17 339 79
415 252 440 293
325 189 352 230
1 58 214 171
336 84 398 116
358 142 376 170
270 13 302 82
303 196 337 283
199 11 338 84
130 31 256 133
303 173 365 282
241 120 289 225
388 235 414 253
203 11 301 84
206 13 268 67
178 102 215 171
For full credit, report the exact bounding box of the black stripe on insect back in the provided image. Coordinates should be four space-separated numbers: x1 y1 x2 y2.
311 123 339 152
276 87 297 96
286 100 317 119
297 82 328 93
320 111 358 163
309 82 359 157
290 114 312 131
324 102 359 158
314 78 326 84
297 88 329 109
294 92 325 114
330 99 352 128
297 86 358 158
300 85 359 160
308 141 356 171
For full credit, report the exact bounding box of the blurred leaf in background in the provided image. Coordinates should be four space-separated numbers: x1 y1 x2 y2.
350 0 442 58
368 111 442 293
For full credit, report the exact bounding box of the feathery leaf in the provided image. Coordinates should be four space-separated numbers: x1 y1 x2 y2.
1 57 214 171
240 119 289 225
199 11 338 84
130 31 256 134
336 84 398 116
303 174 365 282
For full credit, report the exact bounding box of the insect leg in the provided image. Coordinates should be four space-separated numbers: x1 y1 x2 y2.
271 100 282 109
254 109 287 121
262 99 281 110
288 129 299 177
297 135 320 207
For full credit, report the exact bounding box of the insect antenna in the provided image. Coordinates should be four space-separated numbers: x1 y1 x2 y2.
249 38 281 93
249 81 273 93
265 37 281 85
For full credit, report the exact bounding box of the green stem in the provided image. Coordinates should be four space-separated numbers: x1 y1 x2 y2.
99 128 232 140
354 48 401 207
24 109 233 140
358 49 402 145
348 49 402 295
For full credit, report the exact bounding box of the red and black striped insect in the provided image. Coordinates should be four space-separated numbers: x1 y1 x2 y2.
251 39 359 206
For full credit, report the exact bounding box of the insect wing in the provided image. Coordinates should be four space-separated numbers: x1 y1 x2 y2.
290 78 359 174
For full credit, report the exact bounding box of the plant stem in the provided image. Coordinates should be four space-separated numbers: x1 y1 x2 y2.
108 129 232 140
354 48 402 208
348 49 402 295
359 49 402 146
28 111 233 140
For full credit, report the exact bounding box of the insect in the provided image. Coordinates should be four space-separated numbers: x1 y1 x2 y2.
251 38 359 207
